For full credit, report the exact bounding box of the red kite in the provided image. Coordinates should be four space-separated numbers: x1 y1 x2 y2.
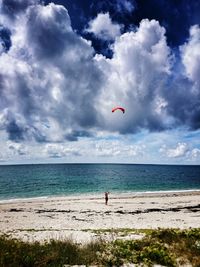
112 107 125 113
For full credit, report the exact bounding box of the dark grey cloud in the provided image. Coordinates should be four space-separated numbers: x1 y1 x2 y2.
6 119 27 141
65 130 93 141
0 110 47 142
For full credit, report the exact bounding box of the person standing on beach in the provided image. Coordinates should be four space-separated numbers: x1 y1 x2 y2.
105 192 109 205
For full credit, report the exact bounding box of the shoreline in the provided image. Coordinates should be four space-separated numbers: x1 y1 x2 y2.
1 189 200 204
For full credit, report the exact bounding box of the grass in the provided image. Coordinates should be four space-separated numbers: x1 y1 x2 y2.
0 234 103 267
0 228 200 266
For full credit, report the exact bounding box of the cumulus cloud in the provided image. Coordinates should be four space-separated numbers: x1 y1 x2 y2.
90 18 199 134
159 142 200 163
181 25 200 87
26 3 73 58
162 25 200 131
0 0 200 151
190 148 200 160
86 12 122 40
95 19 172 133
0 1 103 142
44 143 81 158
94 140 145 158
7 141 27 155
160 143 189 158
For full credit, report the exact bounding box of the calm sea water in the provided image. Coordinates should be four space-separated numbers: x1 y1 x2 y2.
0 164 200 200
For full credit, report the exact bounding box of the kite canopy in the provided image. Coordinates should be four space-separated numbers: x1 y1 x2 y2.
112 106 125 113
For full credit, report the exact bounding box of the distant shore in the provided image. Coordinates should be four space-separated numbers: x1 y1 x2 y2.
0 190 200 243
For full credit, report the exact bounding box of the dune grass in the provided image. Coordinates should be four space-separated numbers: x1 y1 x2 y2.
0 228 200 266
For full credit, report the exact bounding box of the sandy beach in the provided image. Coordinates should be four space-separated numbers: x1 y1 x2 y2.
0 191 200 243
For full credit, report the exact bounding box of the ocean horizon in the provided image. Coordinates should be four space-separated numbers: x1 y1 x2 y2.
0 163 200 201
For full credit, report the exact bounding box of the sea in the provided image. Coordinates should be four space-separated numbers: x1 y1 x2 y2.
0 163 200 201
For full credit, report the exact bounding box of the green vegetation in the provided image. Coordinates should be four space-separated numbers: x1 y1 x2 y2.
0 228 200 266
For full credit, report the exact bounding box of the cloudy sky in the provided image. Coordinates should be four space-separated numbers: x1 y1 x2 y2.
0 0 200 165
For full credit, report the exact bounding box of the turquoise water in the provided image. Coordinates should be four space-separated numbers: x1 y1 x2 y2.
0 164 200 200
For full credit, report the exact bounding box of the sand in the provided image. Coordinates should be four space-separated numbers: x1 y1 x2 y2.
0 191 200 243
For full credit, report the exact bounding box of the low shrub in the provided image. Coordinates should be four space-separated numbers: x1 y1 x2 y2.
0 228 199 267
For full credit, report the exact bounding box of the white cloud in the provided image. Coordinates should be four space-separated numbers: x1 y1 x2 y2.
181 25 200 87
8 141 27 155
44 143 81 158
0 1 103 142
190 148 200 160
86 12 122 40
160 142 189 158
163 24 200 130
95 19 172 133
93 140 145 158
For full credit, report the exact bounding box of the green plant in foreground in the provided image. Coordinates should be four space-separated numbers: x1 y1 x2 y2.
136 242 176 267
0 234 105 267
0 228 200 267
98 238 176 267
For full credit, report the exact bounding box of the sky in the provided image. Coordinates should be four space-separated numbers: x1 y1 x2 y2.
0 0 200 165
